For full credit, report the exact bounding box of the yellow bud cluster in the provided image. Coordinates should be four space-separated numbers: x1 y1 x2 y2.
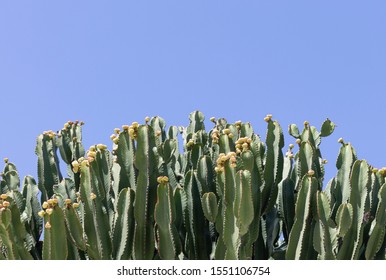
215 152 238 172
110 134 119 144
0 195 9 210
235 137 252 154
122 125 130 131
157 176 169 184
264 114 273 122
126 122 139 139
97 144 107 150
43 130 56 139
235 120 242 129
187 139 195 148
211 129 220 144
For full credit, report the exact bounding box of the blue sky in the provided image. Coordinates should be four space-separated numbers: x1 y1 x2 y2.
1 1 385 185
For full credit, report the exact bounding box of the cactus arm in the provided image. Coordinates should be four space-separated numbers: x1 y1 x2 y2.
112 188 135 260
320 119 336 137
183 170 210 259
115 128 137 190
314 191 337 259
234 170 254 236
63 203 86 251
42 206 68 260
154 178 181 260
262 119 284 214
0 208 17 259
133 125 158 260
365 183 386 259
286 175 318 259
201 192 218 223
337 160 370 259
35 133 62 202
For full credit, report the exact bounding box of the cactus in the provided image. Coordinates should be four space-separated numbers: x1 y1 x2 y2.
2 112 386 260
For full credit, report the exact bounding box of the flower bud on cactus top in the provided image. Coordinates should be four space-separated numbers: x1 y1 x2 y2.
228 133 234 139
46 208 53 215
289 144 294 149
304 121 309 126
122 125 129 131
0 194 7 200
97 144 107 150
187 139 194 148
90 193 97 200
308 169 315 176
210 117 216 123
323 159 328 164
42 202 49 209
131 122 139 128
145 116 150 123
73 203 80 208
72 160 80 173
338 137 344 144
223 128 230 135
114 128 121 134
38 210 45 217
296 139 301 145
2 201 10 208
110 134 117 140
3 158 8 163
372 168 379 174
264 114 273 122
65 199 72 205
45 222 51 229
235 120 242 126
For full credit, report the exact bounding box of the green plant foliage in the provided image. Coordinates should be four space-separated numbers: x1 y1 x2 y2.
0 112 385 260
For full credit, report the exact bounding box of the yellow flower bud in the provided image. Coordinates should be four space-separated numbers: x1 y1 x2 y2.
38 210 45 217
304 121 309 126
228 133 234 139
156 130 161 137
296 139 301 145
42 202 49 209
46 208 53 215
97 144 107 150
131 122 139 128
223 128 230 135
4 158 9 163
45 222 52 229
110 134 117 140
289 144 294 149
89 146 96 152
122 125 129 131
73 203 80 208
210 117 216 123
90 193 97 200
2 201 10 208
114 128 121 134
308 169 315 176
0 194 7 200
338 137 344 144
65 199 72 205
145 116 150 123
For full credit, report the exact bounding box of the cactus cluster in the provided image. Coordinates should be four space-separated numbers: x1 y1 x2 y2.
0 112 385 260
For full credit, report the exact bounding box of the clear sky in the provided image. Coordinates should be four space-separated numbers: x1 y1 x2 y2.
1 1 385 186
